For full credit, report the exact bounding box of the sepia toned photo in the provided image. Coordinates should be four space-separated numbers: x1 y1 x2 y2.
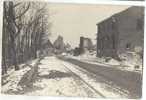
1 1 144 99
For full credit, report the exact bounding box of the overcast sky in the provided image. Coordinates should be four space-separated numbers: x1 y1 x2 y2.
47 3 131 48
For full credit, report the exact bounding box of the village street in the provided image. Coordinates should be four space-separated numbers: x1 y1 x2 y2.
58 55 142 98
2 2 144 100
2 55 141 98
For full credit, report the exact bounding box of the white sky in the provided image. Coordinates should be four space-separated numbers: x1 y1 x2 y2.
47 3 131 48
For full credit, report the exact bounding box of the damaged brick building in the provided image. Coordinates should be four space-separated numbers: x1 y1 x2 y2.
79 36 93 53
96 6 144 59
73 36 93 56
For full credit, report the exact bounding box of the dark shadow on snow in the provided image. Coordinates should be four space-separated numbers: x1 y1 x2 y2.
39 70 71 79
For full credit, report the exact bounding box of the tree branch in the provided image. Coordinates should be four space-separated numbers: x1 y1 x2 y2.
13 2 21 8
15 3 30 19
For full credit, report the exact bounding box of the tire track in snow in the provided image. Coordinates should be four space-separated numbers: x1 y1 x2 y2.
61 62 106 98
58 56 134 98
74 65 129 97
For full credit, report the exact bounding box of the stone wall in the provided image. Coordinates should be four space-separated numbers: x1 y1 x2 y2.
97 17 119 58
79 36 93 54
96 6 144 59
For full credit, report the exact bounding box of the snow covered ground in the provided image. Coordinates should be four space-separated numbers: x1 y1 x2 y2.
1 56 129 98
24 56 101 97
1 59 39 94
61 60 129 98
65 51 143 73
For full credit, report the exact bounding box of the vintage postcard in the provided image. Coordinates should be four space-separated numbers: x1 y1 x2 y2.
1 1 144 99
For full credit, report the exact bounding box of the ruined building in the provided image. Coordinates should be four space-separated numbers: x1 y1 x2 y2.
53 35 66 54
96 6 144 59
79 36 93 54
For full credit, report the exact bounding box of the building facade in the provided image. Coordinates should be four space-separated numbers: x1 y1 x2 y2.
96 6 144 59
79 36 93 54
53 35 66 54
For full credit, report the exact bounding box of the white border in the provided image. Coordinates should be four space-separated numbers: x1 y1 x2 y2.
0 0 145 100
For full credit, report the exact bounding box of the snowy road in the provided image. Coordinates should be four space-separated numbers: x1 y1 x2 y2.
2 56 142 98
58 55 142 99
27 56 132 98
24 56 104 97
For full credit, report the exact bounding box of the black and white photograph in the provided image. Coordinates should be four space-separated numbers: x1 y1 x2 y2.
1 1 144 99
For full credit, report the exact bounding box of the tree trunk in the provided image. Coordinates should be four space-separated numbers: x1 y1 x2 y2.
8 2 19 70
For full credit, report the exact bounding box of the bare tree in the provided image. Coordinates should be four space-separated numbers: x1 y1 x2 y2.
2 1 51 74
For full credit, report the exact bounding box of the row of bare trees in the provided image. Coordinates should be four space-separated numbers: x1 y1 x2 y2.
2 1 51 75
